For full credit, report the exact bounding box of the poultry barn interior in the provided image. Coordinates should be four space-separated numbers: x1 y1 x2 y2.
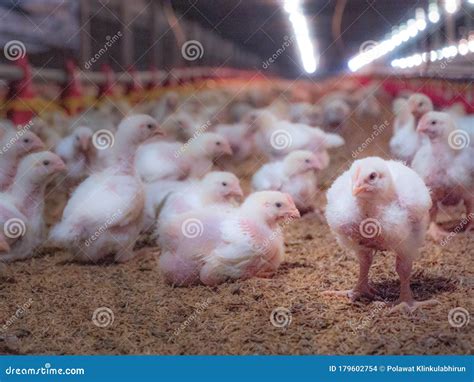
0 0 472 356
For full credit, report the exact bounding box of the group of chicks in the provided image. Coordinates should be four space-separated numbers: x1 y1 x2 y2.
0 84 471 314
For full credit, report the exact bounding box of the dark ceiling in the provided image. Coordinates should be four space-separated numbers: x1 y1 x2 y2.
171 0 430 77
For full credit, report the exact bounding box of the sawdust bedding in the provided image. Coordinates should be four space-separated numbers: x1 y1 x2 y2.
0 103 472 355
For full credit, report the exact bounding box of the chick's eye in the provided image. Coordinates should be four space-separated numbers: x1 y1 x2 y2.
216 141 221 146
305 159 310 163
23 138 30 143
222 182 227 186
275 202 282 208
431 120 436 125
146 123 154 129
369 172 377 180
43 160 50 166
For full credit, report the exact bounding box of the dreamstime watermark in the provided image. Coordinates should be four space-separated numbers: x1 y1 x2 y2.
448 307 470 328
359 218 382 239
92 129 115 150
84 32 122 70
440 213 473 246
270 129 292 151
3 218 26 239
2 298 33 331
181 218 204 239
84 209 122 247
253 215 296 254
3 40 26 61
0 120 35 156
262 35 295 69
92 307 114 328
448 129 470 150
270 307 292 328
181 40 204 61
351 120 389 158
174 120 211 158
170 297 212 339
359 40 378 54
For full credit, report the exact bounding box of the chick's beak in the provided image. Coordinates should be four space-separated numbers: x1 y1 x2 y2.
153 126 166 137
227 185 244 198
222 143 233 155
32 136 45 151
80 136 90 151
53 157 67 172
352 182 367 196
287 207 301 219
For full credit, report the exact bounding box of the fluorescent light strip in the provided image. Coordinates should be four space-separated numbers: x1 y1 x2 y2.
283 0 318 73
347 0 469 72
391 37 474 69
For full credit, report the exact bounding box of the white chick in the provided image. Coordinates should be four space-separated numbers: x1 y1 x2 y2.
407 93 433 126
412 111 473 240
325 157 437 312
389 98 420 164
252 150 324 214
135 132 233 183
0 129 44 191
158 191 300 286
55 126 95 187
150 171 243 233
323 98 351 128
0 152 66 262
49 115 165 263
252 110 344 163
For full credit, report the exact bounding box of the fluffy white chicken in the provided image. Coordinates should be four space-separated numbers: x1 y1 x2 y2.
325 157 437 312
252 150 324 214
143 171 243 231
158 191 300 286
213 114 260 161
0 151 66 261
323 97 351 128
407 93 433 126
55 126 95 187
135 132 232 183
389 98 420 164
412 111 473 240
252 110 344 163
0 129 44 191
50 114 165 263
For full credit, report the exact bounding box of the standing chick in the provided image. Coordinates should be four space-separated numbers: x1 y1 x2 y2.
50 115 165 263
0 152 65 261
0 130 44 191
325 157 437 312
252 150 324 214
159 191 300 286
412 111 473 240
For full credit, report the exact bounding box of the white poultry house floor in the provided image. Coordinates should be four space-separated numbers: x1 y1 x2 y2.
0 104 472 355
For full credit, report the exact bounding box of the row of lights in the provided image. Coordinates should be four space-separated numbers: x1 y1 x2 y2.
391 36 474 69
348 0 471 72
282 0 318 74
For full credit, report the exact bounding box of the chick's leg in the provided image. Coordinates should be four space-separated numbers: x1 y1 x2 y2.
390 254 438 313
322 250 378 302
